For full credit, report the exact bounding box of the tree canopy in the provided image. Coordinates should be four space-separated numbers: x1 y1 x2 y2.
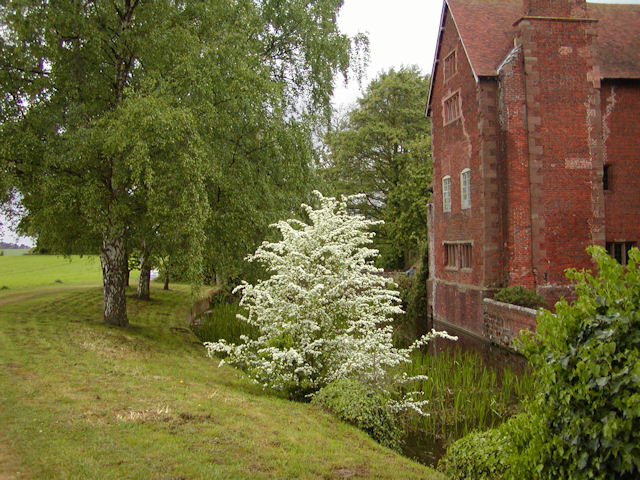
321 66 432 269
0 0 353 325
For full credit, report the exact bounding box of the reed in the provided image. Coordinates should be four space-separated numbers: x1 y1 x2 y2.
401 348 535 450
192 300 257 345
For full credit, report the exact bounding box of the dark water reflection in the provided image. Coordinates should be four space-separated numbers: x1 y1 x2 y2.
430 320 528 376
401 320 529 467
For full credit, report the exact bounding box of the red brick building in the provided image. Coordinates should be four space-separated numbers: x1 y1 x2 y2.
426 0 640 337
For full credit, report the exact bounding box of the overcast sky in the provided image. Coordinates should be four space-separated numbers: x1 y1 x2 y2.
2 0 639 245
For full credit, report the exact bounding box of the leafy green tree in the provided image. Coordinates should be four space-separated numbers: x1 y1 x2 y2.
0 0 352 325
322 66 432 269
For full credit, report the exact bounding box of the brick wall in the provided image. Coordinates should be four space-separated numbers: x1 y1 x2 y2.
602 81 640 245
427 0 639 337
431 280 489 336
523 0 587 18
428 6 497 335
498 47 536 290
516 15 605 301
483 298 538 348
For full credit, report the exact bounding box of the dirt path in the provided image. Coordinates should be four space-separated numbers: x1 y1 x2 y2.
0 285 99 307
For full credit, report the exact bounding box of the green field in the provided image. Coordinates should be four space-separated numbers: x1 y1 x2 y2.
0 260 443 479
0 255 143 301
0 254 104 290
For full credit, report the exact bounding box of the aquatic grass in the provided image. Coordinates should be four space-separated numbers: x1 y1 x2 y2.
191 300 257 346
401 347 535 460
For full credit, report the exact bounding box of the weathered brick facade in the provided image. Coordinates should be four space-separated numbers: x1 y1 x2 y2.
426 0 640 337
483 298 537 349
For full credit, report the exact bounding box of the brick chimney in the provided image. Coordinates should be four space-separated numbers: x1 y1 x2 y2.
523 0 587 18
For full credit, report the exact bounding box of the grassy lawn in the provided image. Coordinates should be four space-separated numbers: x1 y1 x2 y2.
0 254 104 290
0 281 444 479
0 254 142 302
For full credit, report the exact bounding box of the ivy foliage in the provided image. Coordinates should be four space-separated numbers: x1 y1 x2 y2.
441 246 640 479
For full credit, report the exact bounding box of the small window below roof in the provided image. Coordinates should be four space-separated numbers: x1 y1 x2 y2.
460 168 471 209
444 50 458 81
444 92 461 125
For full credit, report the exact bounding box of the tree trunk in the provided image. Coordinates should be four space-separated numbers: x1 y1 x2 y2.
100 236 128 327
136 247 151 300
163 265 170 290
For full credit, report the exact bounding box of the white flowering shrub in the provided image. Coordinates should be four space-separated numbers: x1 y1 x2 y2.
205 192 456 401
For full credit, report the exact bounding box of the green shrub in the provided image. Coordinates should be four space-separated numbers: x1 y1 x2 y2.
312 378 402 451
439 413 534 480
391 272 416 347
439 424 510 479
392 245 429 347
443 246 640 480
493 285 546 309
511 246 640 479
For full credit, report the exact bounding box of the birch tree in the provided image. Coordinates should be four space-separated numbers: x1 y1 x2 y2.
0 0 352 325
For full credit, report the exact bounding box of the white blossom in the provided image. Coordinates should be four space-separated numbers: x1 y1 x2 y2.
205 192 456 405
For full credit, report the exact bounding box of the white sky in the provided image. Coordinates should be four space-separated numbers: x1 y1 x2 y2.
2 0 639 246
332 0 442 110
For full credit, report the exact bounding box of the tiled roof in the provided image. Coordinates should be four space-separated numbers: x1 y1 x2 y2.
589 3 640 79
446 0 640 78
448 0 521 77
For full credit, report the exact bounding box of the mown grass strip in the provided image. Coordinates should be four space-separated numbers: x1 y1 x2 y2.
0 284 444 479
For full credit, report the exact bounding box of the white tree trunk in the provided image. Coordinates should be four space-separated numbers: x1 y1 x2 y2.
100 236 128 326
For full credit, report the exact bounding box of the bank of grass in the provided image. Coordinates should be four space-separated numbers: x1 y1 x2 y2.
197 301 535 466
0 284 443 479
